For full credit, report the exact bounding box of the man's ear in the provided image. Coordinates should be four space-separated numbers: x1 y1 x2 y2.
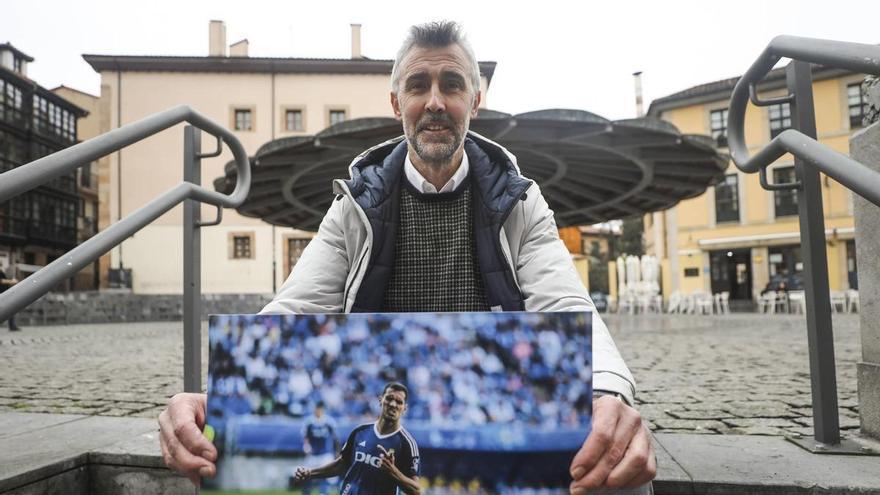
471 90 482 118
391 91 402 120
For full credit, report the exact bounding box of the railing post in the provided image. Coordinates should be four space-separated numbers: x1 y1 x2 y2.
183 126 202 393
787 60 840 445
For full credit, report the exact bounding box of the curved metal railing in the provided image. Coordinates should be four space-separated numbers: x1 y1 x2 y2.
0 105 250 320
0 105 251 392
728 36 880 200
726 36 880 451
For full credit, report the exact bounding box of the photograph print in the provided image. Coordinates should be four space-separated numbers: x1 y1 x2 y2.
203 311 592 495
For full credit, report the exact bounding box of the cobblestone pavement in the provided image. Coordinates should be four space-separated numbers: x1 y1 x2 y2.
606 313 862 439
0 313 863 438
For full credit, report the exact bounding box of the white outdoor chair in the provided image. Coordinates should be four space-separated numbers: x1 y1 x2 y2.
714 291 730 315
788 290 806 314
775 292 789 314
618 295 635 315
846 290 859 313
649 294 664 313
694 291 714 315
667 291 682 314
758 291 777 314
637 295 651 314
830 291 847 313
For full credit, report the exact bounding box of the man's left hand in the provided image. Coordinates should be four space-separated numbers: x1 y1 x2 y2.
569 395 656 492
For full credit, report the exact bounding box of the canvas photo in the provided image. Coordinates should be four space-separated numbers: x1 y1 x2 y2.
203 312 592 495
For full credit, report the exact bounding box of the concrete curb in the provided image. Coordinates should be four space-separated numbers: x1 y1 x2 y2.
1 413 879 494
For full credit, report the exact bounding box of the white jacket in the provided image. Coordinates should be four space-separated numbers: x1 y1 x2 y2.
262 132 637 404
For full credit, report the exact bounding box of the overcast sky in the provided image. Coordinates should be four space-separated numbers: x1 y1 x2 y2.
3 0 878 120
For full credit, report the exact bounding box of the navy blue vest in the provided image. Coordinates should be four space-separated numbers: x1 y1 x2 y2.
343 136 532 313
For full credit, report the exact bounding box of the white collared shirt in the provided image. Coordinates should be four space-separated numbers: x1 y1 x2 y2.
404 151 470 193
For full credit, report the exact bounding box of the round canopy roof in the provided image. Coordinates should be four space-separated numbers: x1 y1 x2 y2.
214 109 728 230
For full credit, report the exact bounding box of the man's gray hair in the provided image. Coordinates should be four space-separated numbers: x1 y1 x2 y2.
390 21 481 95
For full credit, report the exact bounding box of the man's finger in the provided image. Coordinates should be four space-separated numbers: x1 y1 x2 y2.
160 417 210 474
623 430 657 489
377 444 388 455
569 396 621 479
604 424 653 489
572 400 642 491
171 410 217 461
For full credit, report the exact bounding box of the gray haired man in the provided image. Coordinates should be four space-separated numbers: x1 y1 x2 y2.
159 21 655 493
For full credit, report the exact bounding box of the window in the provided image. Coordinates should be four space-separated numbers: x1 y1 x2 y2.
285 109 304 132
848 83 868 129
232 235 252 259
32 95 75 142
287 238 310 274
0 80 24 125
234 109 252 131
768 102 791 139
329 109 346 126
80 162 93 188
773 166 799 217
13 57 21 73
709 108 728 147
714 174 739 223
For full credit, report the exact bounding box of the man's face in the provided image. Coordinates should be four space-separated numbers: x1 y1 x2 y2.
379 389 407 422
391 44 481 166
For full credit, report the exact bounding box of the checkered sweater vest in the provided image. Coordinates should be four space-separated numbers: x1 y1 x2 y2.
382 180 490 312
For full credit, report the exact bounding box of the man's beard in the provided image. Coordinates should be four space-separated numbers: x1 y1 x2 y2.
406 114 465 167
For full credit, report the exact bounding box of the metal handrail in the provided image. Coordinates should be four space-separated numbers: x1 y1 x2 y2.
726 36 880 453
0 105 251 322
728 36 880 195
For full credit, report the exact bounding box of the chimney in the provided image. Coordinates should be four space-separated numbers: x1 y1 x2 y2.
633 71 644 117
209 20 227 57
230 39 249 57
351 23 362 59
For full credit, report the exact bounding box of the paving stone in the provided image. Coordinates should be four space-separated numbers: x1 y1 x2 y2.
667 409 734 420
653 419 728 432
722 418 800 429
720 403 800 418
727 426 794 436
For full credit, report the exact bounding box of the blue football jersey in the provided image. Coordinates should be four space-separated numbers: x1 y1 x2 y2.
338 423 420 495
303 416 337 456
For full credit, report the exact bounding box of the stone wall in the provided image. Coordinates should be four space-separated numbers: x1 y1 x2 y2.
12 292 273 326
864 76 880 126
852 79 880 439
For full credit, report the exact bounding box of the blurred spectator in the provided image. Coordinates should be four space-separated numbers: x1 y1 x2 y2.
208 314 591 428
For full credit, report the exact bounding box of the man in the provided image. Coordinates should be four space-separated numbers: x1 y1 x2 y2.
159 21 655 493
0 262 21 331
291 382 420 495
296 401 339 495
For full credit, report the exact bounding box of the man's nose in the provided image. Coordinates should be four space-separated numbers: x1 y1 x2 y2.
425 84 446 112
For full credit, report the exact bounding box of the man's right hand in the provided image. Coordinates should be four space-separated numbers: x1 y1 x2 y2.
158 392 217 486
293 466 311 484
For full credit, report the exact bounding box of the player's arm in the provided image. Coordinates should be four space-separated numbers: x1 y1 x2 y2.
377 445 421 495
294 426 355 484
309 455 348 478
292 455 347 485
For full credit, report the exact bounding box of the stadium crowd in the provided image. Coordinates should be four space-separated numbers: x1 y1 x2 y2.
208 313 592 428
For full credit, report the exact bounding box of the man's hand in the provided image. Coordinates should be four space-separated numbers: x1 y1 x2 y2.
377 445 399 476
569 395 656 493
158 392 217 486
292 466 311 484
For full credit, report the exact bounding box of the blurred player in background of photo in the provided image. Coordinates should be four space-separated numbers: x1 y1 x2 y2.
298 401 339 495
292 382 421 495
